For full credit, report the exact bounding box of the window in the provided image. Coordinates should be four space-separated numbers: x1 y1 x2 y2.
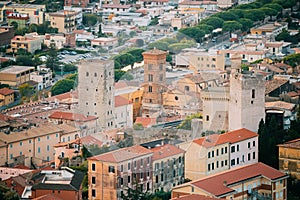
92 176 96 184
253 152 256 159
148 86 152 92
159 74 163 82
208 163 211 171
86 72 89 77
159 64 163 70
108 166 115 173
208 152 211 158
20 141 22 146
147 157 150 164
29 139 32 144
225 147 228 154
38 137 40 142
216 161 219 168
10 154 13 159
47 145 50 151
140 172 143 179
237 157 239 165
160 174 163 181
231 146 235 153
148 64 153 70
148 74 153 82
253 141 256 147
252 89 255 98
231 159 235 166
184 86 189 91
120 165 123 172
92 163 96 171
92 189 96 197
206 115 209 121
237 145 239 152
248 142 251 148
38 147 40 153
47 135 50 140
128 163 131 170
128 175 131 183
216 149 219 156
221 160 224 167
94 73 97 77
141 159 143 166
155 175 158 183
134 161 137 168
212 163 214 170
248 153 251 161
225 160 228 166
212 151 214 158
221 148 224 154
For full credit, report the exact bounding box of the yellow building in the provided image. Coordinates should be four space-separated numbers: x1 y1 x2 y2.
8 33 43 54
4 3 46 24
0 123 79 167
178 128 259 180
0 65 35 86
87 145 153 200
172 162 288 200
115 81 144 121
250 22 288 36
278 138 300 180
49 10 77 33
0 87 14 106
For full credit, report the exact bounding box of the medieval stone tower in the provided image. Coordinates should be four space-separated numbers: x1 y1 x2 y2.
229 56 265 132
77 59 115 131
142 49 167 117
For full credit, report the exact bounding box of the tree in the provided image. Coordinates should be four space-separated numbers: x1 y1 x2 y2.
46 42 58 71
83 14 98 27
243 9 265 21
197 24 214 34
168 43 191 54
120 182 151 200
222 21 242 33
114 53 135 69
178 27 205 43
238 18 254 32
228 9 245 18
177 113 202 130
16 55 33 66
51 79 75 96
201 17 224 29
263 3 283 12
115 70 134 82
259 7 278 17
148 41 169 51
214 12 239 21
0 182 18 200
19 83 34 103
149 17 159 25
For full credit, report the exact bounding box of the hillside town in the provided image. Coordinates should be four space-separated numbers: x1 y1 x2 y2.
0 0 300 199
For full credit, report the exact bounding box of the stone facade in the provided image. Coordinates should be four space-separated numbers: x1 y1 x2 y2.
77 59 115 132
142 49 167 118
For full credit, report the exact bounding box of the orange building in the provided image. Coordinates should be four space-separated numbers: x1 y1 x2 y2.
87 145 153 200
0 87 14 106
278 138 300 180
172 162 288 200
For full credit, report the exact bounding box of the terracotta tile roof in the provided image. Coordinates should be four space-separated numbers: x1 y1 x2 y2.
135 117 157 127
0 87 14 95
265 101 296 111
171 194 220 200
286 91 299 97
265 79 289 95
88 145 152 163
193 128 258 148
149 144 185 161
32 194 63 200
266 64 284 73
47 91 78 104
80 135 103 147
265 42 283 48
115 95 131 107
189 162 287 197
278 138 300 149
115 81 128 89
48 111 98 122
102 4 131 8
143 49 167 55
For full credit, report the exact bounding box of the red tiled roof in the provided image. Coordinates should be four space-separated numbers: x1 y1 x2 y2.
80 135 103 147
265 101 296 111
0 87 14 95
171 194 220 200
115 95 131 107
150 144 185 161
265 79 289 95
47 91 78 102
193 128 258 148
135 117 157 127
190 162 287 197
32 193 63 200
115 81 128 89
48 111 98 122
88 145 152 163
278 138 300 149
102 4 131 8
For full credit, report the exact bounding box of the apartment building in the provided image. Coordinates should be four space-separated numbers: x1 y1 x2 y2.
49 10 78 33
178 128 258 180
0 123 79 167
278 138 300 180
114 95 133 128
87 145 153 200
91 37 118 50
0 65 35 86
43 33 66 49
30 66 53 90
0 88 14 106
0 26 14 46
4 3 46 24
172 162 288 200
149 144 185 192
250 22 288 37
8 33 43 54
176 49 225 71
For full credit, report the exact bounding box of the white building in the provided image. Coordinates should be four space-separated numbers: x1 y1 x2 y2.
114 95 133 128
91 37 118 50
43 33 66 49
30 66 53 90
74 30 95 42
77 59 115 131
64 6 83 26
